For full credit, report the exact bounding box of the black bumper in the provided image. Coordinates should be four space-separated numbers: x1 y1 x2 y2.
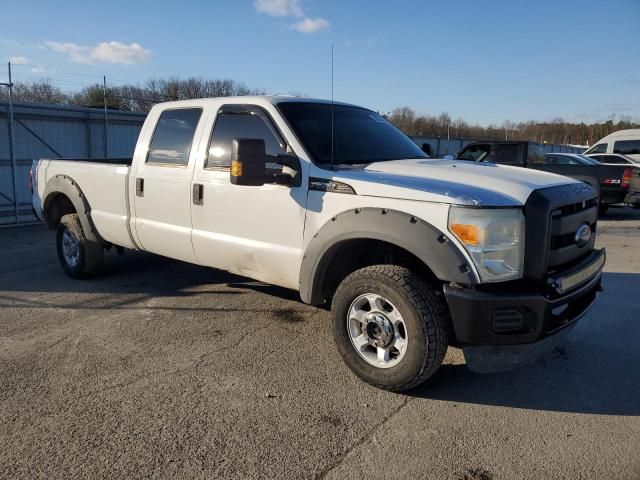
444 249 605 346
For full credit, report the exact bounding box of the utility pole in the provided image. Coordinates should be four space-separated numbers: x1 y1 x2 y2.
102 75 108 159
1 62 18 223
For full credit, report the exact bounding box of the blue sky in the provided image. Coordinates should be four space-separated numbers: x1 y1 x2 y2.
1 0 639 125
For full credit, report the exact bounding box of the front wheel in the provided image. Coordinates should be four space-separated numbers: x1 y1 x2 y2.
56 213 103 279
331 265 448 392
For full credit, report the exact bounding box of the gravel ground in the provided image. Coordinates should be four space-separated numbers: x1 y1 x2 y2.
0 207 639 480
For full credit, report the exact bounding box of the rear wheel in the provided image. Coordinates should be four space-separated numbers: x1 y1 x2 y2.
56 213 103 278
331 265 448 392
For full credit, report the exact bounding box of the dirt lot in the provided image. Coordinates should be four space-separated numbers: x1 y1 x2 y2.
1 207 639 480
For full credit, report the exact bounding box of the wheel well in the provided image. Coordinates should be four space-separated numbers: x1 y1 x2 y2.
43 193 76 229
318 239 441 304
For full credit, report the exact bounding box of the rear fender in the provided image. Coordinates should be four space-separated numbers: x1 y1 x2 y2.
42 174 102 244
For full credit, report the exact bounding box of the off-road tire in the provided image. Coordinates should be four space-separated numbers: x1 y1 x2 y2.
331 265 448 392
56 213 103 279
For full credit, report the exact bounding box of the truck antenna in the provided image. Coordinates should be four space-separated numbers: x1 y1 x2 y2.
330 44 335 170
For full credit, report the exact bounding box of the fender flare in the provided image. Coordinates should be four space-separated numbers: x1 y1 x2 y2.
42 174 102 244
299 208 478 305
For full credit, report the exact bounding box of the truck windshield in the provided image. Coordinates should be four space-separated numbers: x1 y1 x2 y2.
277 102 427 166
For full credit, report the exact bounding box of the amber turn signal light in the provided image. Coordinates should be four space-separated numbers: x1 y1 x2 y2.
450 223 479 246
231 160 243 177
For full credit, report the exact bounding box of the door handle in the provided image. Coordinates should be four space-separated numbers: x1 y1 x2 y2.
136 177 144 197
193 183 204 205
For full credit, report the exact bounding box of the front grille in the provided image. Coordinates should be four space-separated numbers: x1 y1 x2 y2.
552 197 598 217
550 223 596 250
523 183 598 287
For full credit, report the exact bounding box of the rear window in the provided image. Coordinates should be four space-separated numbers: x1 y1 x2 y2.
493 144 523 165
457 144 490 161
147 108 202 166
527 144 546 164
613 140 640 156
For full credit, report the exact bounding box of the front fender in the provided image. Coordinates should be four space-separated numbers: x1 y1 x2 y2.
299 208 478 304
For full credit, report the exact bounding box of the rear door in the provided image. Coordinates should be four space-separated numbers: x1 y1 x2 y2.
132 107 205 263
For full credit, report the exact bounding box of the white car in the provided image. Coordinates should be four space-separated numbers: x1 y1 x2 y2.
584 129 640 162
31 96 605 391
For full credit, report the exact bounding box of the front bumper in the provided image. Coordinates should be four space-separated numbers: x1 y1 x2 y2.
444 248 605 347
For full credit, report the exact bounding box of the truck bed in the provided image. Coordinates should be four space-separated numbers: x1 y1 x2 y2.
32 157 136 249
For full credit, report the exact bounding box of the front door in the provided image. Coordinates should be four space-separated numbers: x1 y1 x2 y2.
190 105 307 290
132 107 204 263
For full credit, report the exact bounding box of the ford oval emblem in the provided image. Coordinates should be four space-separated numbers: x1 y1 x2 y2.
575 223 592 247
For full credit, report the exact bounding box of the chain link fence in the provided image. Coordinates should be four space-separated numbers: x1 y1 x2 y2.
0 102 146 225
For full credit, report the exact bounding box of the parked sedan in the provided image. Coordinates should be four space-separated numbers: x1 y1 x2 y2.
587 153 640 168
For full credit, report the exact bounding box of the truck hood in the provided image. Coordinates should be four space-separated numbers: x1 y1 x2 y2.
325 159 579 206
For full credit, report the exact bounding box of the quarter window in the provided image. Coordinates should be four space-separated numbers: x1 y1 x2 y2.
147 108 202 166
613 140 640 156
207 112 286 168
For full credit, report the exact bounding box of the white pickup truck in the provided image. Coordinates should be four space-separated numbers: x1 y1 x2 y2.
32 96 605 391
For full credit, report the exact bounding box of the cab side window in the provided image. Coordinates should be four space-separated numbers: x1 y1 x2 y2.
207 111 286 168
457 144 490 161
147 108 202 166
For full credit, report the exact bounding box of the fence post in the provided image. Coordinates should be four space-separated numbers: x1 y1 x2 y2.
103 75 108 159
7 62 18 224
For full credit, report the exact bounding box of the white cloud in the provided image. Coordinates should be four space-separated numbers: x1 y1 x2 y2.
30 66 48 74
44 41 91 63
290 17 330 33
44 40 151 65
9 55 29 64
254 0 303 17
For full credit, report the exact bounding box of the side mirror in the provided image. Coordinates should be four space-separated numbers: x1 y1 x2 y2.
443 154 455 160
230 138 267 186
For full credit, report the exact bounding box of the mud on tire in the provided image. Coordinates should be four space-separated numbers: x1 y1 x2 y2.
56 213 103 279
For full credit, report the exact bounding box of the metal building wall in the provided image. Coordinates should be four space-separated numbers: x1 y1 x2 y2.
0 102 146 225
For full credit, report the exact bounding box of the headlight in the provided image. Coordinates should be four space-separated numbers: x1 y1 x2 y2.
448 206 525 283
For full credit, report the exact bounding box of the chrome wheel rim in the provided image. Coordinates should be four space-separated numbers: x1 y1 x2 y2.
347 293 408 369
62 229 80 268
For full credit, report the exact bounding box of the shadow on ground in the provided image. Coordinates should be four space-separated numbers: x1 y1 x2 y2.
412 271 640 417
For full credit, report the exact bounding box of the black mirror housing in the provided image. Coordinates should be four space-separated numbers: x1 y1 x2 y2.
230 139 268 186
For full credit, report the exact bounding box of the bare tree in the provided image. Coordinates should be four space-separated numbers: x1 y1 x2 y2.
0 80 69 105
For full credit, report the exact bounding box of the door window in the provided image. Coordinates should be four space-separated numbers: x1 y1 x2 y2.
545 155 580 165
602 155 630 164
147 108 203 166
206 111 286 168
585 143 607 154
